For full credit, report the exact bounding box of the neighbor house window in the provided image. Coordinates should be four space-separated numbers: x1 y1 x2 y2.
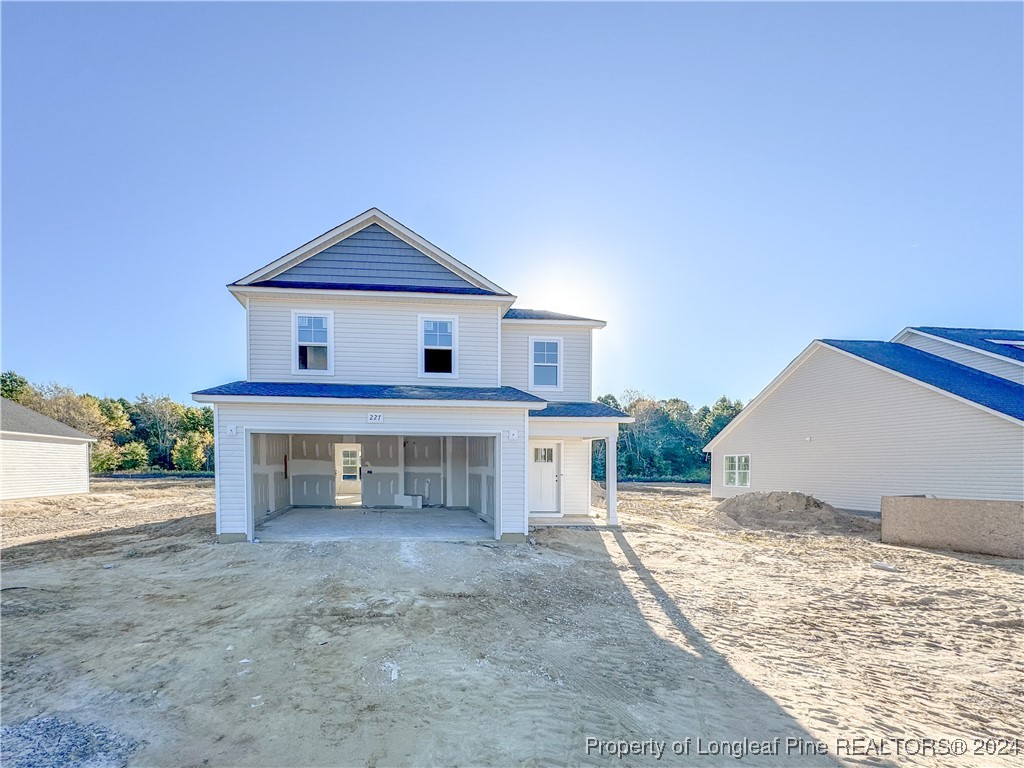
529 337 562 389
420 316 458 376
293 311 333 374
724 455 750 487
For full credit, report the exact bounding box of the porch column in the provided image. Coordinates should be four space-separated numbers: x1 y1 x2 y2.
605 435 618 526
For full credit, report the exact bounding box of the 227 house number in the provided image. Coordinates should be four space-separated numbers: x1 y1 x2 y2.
367 412 384 423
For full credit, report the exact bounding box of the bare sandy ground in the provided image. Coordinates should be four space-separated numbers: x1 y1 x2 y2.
2 481 1021 767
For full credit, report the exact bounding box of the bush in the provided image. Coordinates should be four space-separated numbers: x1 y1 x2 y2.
172 430 213 471
90 440 121 473
119 441 149 470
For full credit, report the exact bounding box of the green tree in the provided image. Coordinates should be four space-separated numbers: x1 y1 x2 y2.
179 406 214 435
1 371 35 404
98 398 133 443
130 395 185 468
90 441 121 473
119 441 150 470
698 396 744 443
172 430 214 471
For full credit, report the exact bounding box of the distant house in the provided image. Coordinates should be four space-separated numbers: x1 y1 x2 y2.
704 328 1024 513
0 398 96 500
193 208 632 542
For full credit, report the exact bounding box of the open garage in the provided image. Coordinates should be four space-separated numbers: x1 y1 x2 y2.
249 432 498 541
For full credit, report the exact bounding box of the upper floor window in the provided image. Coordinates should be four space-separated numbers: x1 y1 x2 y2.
724 455 750 487
529 337 562 390
419 316 458 377
293 310 333 374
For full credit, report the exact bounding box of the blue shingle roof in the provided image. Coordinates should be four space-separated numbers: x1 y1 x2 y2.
820 340 1024 421
911 327 1024 363
503 309 603 322
193 381 545 403
529 401 630 419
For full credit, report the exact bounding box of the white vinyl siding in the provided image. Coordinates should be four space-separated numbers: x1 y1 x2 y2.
710 345 1024 512
0 435 90 500
213 403 528 538
502 322 592 401
896 331 1024 384
248 296 500 386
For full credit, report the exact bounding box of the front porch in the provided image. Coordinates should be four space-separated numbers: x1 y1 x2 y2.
257 505 492 542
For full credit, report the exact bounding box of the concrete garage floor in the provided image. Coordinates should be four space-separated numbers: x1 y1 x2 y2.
256 506 494 542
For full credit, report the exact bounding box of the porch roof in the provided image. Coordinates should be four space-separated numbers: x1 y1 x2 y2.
529 401 631 419
193 380 546 404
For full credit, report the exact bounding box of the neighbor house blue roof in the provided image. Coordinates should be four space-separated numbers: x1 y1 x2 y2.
820 340 1024 421
910 327 1024 363
503 309 603 322
529 401 631 419
193 381 545 403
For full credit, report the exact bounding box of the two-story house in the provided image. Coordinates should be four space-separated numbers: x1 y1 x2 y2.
193 209 632 542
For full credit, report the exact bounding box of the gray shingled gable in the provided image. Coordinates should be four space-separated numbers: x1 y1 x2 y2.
258 224 490 293
1 398 96 441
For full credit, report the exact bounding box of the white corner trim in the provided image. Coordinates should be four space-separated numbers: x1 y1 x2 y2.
417 313 460 379
528 335 564 392
290 309 335 376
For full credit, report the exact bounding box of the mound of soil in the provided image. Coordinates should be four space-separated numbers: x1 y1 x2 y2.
713 491 878 534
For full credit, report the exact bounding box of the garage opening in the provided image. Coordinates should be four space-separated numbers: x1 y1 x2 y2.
249 433 497 540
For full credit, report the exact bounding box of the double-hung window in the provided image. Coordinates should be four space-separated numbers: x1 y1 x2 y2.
529 337 562 390
420 316 458 376
293 311 333 374
724 455 750 487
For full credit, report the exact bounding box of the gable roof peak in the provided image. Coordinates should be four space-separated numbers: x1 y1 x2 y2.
231 209 512 297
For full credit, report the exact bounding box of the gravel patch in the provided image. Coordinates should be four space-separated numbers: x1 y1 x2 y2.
0 716 137 768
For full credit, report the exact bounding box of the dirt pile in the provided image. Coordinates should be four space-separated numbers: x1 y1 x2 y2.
713 491 878 534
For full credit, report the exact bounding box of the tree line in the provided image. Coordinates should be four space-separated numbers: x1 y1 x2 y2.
593 390 743 482
1 371 214 473
2 371 743 483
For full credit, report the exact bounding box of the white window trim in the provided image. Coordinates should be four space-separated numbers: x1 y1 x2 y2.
528 336 563 391
291 309 335 376
418 314 459 379
723 454 750 488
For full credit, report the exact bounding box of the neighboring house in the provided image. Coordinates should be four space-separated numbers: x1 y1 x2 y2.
704 327 1024 513
193 208 632 541
0 398 96 500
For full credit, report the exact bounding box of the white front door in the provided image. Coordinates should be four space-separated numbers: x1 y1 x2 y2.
529 441 560 515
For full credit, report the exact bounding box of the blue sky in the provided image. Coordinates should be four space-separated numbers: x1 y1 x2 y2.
3 2 1021 407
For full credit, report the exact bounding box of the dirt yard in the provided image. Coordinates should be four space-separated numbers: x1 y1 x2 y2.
2 480 1021 767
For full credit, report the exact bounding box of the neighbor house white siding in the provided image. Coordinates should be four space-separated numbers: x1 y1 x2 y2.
248 295 501 386
0 435 90 500
500 322 592 401
709 345 1024 512
214 403 529 538
895 331 1024 384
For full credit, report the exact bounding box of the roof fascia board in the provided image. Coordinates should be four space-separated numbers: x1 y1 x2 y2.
192 395 548 409
502 318 607 328
893 327 1024 367
0 430 97 443
529 416 635 423
233 208 510 295
228 285 517 305
703 341 822 452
